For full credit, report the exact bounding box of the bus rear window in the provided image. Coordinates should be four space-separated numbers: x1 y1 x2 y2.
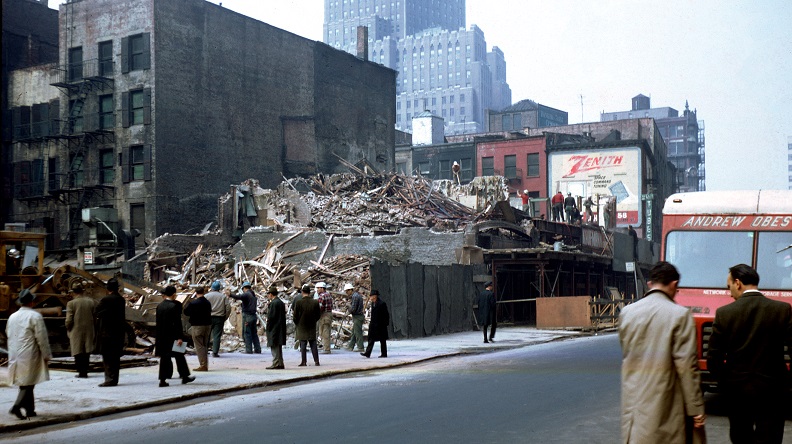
666 231 753 288
757 232 792 290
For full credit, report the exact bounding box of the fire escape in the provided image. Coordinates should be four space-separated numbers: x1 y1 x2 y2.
49 58 115 247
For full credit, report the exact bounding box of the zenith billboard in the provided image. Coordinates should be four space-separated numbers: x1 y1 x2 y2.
548 147 643 227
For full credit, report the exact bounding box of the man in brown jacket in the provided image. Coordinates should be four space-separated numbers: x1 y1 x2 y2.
619 261 705 443
65 280 95 378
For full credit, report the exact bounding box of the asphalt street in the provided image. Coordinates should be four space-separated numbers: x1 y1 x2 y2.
3 334 790 443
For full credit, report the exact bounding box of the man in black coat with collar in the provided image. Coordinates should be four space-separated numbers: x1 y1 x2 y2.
265 287 286 370
95 278 126 387
361 290 389 358
708 264 792 444
477 281 496 343
156 286 195 387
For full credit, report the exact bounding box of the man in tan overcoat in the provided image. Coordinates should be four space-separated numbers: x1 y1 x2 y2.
65 280 96 378
619 261 705 444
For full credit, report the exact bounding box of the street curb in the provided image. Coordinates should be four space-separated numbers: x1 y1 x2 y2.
0 335 574 434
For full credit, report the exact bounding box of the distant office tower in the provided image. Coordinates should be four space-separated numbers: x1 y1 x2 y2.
324 0 511 135
601 94 705 192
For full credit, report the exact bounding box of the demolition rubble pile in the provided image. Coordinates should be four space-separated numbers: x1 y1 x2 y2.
132 173 498 353
271 173 484 232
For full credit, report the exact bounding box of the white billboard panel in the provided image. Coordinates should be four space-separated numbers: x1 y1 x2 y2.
548 147 643 227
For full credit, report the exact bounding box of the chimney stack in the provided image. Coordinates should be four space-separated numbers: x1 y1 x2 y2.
356 26 368 61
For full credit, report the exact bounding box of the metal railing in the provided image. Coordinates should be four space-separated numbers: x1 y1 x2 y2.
52 58 114 84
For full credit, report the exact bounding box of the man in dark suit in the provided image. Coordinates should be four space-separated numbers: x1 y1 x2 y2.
708 264 792 444
361 290 390 358
156 286 194 387
95 278 126 387
265 286 286 369
477 281 496 343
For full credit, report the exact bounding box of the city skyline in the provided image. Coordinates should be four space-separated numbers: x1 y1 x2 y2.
55 0 792 191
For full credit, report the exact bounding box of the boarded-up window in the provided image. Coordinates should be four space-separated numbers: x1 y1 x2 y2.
282 118 316 175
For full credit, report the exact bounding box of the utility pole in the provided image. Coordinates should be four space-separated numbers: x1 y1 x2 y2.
579 94 584 123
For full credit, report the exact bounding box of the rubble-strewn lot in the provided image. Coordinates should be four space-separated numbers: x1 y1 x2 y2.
129 173 502 354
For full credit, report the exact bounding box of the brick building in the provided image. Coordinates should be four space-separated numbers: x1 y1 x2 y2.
5 0 395 250
1 0 59 229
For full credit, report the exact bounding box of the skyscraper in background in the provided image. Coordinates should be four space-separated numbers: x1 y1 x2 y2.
323 0 511 135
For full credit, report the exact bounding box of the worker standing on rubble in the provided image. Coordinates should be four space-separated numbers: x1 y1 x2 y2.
564 192 577 224
264 287 286 370
227 281 261 354
294 285 321 366
65 280 95 378
344 283 365 352
551 190 564 222
155 286 195 387
95 278 126 387
7 289 52 420
361 290 389 358
204 281 230 358
316 282 334 354
184 286 212 372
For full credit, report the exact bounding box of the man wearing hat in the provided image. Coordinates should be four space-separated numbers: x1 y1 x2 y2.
294 285 321 366
265 287 286 369
204 281 230 358
155 286 194 386
477 281 497 343
316 282 334 354
6 289 52 419
184 286 212 371
95 277 126 387
361 289 389 358
344 283 365 352
227 281 261 354
65 280 96 378
518 189 531 215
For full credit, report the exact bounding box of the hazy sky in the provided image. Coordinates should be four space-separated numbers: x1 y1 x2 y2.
56 0 792 190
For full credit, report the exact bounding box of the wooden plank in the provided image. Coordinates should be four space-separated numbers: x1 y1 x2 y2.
317 233 335 264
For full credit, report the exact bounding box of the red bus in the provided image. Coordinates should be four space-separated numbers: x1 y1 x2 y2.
661 190 792 389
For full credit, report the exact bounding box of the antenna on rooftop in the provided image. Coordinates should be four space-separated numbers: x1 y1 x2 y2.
579 94 584 123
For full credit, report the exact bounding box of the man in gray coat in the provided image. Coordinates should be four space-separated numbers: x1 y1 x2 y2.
65 280 95 378
619 261 705 443
204 281 230 358
265 287 286 369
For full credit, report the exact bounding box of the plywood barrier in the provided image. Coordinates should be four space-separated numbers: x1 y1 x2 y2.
536 296 592 328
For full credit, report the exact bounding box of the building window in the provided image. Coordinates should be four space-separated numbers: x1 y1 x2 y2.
69 100 83 134
130 145 145 181
123 33 150 73
432 97 436 105
460 93 465 102
70 154 84 188
481 156 494 176
68 47 83 81
418 161 430 175
99 94 114 130
130 90 144 125
98 41 113 76
450 95 455 104
437 160 450 180
130 203 146 249
504 155 517 179
460 158 472 182
450 108 455 116
396 162 407 174
502 114 512 131
460 106 465 115
527 153 539 177
513 114 522 130
407 101 411 109
396 102 401 110
100 149 115 184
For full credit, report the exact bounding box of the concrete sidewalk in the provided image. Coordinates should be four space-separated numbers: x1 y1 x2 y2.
0 327 582 433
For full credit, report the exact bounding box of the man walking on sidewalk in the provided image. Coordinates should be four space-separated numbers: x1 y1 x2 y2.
156 286 194 387
95 277 126 387
7 289 52 420
477 281 497 343
294 285 321 366
316 282 334 354
204 281 230 357
227 281 261 354
65 280 95 378
265 287 286 370
361 290 389 358
344 283 365 352
184 286 212 372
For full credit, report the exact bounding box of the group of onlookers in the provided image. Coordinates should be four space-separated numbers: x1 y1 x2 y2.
5 278 390 420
